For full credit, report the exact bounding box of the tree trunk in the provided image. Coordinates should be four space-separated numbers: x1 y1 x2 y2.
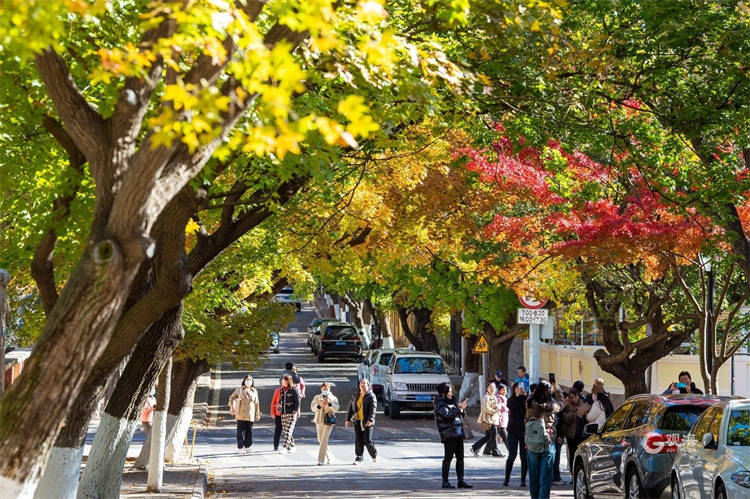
622 374 649 398
0 240 141 498
77 306 183 499
397 307 438 352
147 358 172 492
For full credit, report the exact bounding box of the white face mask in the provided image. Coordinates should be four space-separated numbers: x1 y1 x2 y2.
244 380 252 387
321 390 330 396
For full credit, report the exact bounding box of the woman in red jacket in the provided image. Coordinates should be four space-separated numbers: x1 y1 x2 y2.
270 383 283 451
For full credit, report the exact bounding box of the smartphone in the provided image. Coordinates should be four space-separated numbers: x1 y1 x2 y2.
549 373 556 384
676 382 687 389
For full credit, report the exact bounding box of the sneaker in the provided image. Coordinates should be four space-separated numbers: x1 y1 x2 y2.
318 461 325 466
520 481 527 487
502 481 509 487
246 447 252 453
470 448 480 457
457 480 473 489
353 458 363 465
372 457 377 464
498 452 507 457
442 482 455 489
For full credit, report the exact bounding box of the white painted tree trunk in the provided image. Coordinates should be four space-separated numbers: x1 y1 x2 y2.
76 413 138 499
0 474 39 499
147 358 171 492
33 446 84 499
382 336 395 349
165 402 194 463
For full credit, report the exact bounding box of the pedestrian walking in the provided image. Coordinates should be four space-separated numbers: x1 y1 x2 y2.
228 375 261 453
140 391 156 435
345 378 377 465
271 383 283 451
504 381 528 487
525 380 560 499
471 383 502 457
278 373 300 453
495 383 509 457
434 382 472 489
280 362 301 385
311 382 339 465
550 380 564 484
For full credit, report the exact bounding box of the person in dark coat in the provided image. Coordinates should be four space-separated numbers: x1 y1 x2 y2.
504 381 528 487
346 378 378 465
434 382 473 489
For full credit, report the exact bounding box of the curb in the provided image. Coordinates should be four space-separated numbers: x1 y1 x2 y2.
191 465 208 499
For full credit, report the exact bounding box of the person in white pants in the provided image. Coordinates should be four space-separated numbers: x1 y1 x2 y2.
311 382 340 465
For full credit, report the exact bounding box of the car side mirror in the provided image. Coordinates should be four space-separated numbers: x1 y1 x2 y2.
702 433 716 449
583 423 600 436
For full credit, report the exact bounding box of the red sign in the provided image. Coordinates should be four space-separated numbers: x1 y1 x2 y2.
519 296 548 309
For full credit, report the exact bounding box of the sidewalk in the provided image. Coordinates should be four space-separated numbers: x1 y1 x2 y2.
120 463 208 498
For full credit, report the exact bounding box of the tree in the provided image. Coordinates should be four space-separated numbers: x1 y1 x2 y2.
0 0 474 493
461 130 715 396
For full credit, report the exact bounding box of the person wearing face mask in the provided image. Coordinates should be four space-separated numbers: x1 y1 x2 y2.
311 382 340 465
229 375 261 454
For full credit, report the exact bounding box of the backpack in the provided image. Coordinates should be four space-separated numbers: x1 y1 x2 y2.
525 417 552 453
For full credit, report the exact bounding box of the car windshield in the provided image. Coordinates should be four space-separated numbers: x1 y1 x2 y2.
378 353 393 366
726 409 750 446
394 357 446 374
659 406 708 432
324 326 358 340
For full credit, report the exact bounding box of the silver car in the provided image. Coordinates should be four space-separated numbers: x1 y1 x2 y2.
671 399 750 499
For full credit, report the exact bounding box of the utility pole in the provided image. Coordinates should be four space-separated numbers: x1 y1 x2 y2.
0 269 10 397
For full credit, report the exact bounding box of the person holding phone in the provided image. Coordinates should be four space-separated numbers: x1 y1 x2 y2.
435 382 472 489
662 371 703 394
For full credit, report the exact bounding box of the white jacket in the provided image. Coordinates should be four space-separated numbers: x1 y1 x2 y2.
587 399 607 431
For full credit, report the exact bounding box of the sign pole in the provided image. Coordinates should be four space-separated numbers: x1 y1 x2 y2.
529 323 540 384
481 353 488 392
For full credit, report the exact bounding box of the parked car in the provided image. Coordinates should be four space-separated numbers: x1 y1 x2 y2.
573 394 727 499
316 322 364 363
382 351 451 419
310 319 343 354
273 286 301 311
357 348 402 397
307 317 334 347
671 398 750 499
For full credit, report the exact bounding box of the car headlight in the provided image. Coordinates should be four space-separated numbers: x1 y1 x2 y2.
393 382 408 391
731 471 750 488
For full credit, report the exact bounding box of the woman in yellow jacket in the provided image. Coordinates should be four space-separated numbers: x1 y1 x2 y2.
311 381 340 465
228 375 261 454
470 383 502 457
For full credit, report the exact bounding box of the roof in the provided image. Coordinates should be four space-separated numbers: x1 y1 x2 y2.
626 393 733 407
392 350 442 357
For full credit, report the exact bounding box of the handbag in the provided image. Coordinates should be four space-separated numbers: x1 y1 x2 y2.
461 415 474 439
324 412 336 426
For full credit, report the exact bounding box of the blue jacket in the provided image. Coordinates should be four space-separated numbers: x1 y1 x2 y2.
514 374 530 393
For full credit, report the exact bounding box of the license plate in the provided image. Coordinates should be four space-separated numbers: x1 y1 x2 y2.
416 395 432 401
335 341 346 346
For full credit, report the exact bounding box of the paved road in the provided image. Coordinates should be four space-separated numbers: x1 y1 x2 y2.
196 308 574 498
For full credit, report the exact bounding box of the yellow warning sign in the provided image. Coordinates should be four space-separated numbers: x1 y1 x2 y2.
472 334 489 354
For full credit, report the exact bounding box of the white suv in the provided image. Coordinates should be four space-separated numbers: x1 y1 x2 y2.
383 351 451 419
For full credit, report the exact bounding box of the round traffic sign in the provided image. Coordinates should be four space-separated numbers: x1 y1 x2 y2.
519 296 548 309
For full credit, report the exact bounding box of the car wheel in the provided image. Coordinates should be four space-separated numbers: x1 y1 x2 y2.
574 461 589 499
390 400 400 419
715 481 726 499
318 352 325 363
626 468 646 499
671 473 681 499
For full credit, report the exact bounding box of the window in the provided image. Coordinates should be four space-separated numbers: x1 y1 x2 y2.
707 407 724 445
659 406 709 432
623 402 651 430
394 356 446 374
324 326 358 340
378 353 393 366
602 402 633 433
726 409 750 447
690 407 717 441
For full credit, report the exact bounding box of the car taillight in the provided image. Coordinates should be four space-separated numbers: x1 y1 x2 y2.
642 432 682 454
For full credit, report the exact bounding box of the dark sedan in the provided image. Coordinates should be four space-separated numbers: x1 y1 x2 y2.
573 394 728 499
317 323 364 363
